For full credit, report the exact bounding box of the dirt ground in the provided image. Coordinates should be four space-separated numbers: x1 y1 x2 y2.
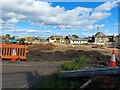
27 43 120 88
27 43 120 66
86 76 120 89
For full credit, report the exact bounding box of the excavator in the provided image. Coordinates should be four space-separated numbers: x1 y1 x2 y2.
9 37 32 45
23 37 33 45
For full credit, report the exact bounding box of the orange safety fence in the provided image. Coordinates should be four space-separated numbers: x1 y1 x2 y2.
0 44 27 60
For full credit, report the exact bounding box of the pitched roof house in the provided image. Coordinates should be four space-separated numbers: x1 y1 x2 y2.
61 35 88 45
94 32 109 45
49 35 66 43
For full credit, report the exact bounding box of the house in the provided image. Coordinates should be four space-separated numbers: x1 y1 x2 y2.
117 34 120 46
13 36 20 40
108 35 115 42
23 36 47 44
114 34 120 42
49 35 65 43
60 35 88 45
94 32 109 45
88 35 95 43
2 37 11 44
32 36 47 43
62 36 70 44
70 38 88 45
88 32 109 45
112 34 120 46
49 36 56 43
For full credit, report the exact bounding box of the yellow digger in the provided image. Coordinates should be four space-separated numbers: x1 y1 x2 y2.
24 37 33 45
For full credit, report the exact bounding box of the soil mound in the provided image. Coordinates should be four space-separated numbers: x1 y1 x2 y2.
27 43 56 51
27 49 111 66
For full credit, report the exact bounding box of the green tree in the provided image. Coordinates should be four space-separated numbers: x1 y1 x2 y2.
72 34 79 38
5 34 11 40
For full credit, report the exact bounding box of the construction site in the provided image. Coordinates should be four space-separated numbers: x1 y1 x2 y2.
1 42 120 89
1 0 120 89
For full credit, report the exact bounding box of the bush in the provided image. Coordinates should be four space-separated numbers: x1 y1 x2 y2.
75 56 88 65
61 56 88 70
61 61 79 70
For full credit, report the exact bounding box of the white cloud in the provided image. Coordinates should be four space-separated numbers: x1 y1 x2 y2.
1 0 118 31
2 21 52 34
7 18 20 23
94 1 117 12
4 29 52 34
89 12 111 22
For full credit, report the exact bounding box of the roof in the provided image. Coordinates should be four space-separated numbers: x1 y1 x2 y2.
95 32 106 37
67 35 87 41
72 38 88 41
2 37 11 44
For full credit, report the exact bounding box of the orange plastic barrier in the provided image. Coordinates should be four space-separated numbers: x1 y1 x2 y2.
0 44 27 60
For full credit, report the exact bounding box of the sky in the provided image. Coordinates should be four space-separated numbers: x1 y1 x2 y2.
1 0 119 38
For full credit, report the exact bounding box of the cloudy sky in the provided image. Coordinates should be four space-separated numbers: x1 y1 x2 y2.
1 0 119 37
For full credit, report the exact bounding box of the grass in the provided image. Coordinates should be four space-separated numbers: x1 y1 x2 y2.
60 56 88 70
34 56 89 89
33 73 88 90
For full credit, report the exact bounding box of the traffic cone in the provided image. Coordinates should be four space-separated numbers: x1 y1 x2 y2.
11 49 17 62
109 50 117 67
11 57 17 62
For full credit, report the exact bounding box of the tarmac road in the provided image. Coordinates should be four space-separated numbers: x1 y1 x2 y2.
2 61 64 88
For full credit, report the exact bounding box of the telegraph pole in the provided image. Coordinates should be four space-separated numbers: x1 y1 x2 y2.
97 26 99 33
